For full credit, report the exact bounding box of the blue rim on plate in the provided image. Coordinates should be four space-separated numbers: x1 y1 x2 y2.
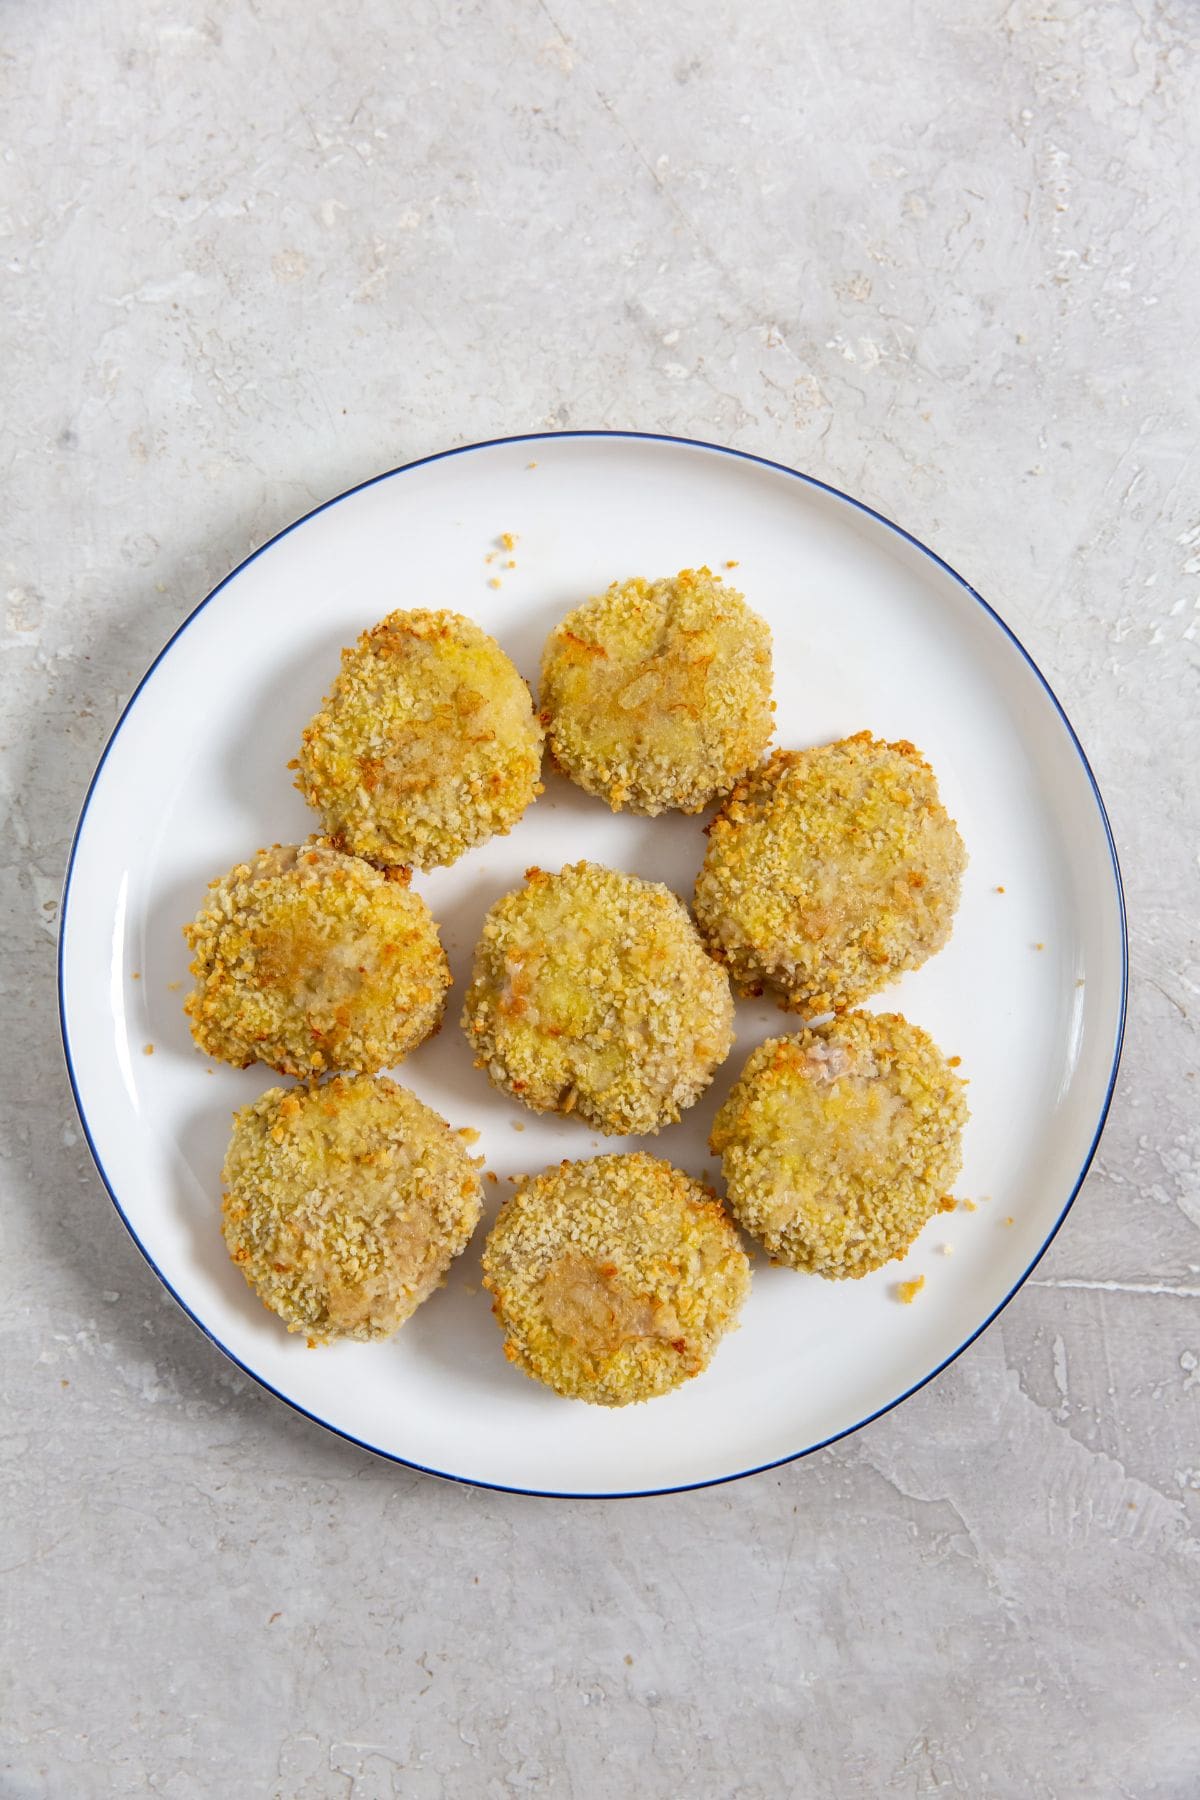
57 429 1129 1499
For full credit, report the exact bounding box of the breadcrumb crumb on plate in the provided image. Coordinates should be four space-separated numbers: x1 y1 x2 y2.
483 1153 750 1405
297 608 544 870
221 1075 482 1344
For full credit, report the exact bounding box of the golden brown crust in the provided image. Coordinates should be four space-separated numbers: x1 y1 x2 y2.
461 861 734 1135
183 839 449 1076
539 568 773 815
482 1152 750 1404
710 1011 968 1278
694 733 967 1015
221 1074 482 1343
296 609 544 870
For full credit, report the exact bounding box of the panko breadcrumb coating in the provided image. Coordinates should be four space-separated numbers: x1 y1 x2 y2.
539 568 773 815
221 1075 482 1343
461 861 734 1135
711 1011 967 1279
183 840 450 1077
482 1152 750 1404
694 733 966 1015
297 609 544 869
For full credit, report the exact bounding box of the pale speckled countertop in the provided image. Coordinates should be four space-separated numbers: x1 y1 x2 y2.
3 2 1198 1796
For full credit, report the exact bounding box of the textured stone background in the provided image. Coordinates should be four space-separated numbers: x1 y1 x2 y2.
3 1 1198 1795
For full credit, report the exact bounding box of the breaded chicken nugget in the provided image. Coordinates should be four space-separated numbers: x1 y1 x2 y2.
694 733 966 1015
710 1011 967 1278
462 861 734 1135
184 840 449 1077
482 1152 750 1404
539 568 773 815
297 609 543 869
222 1075 482 1343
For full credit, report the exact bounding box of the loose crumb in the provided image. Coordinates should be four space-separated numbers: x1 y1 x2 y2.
488 577 502 589
484 552 496 564
511 1120 525 1131
937 1195 957 1213
1034 941 1045 952
1003 1216 1014 1227
624 1654 634 1666
506 559 517 569
948 1055 962 1067
896 1275 926 1304
1076 978 1086 988
462 1283 477 1296
60 1379 69 1388
500 532 517 550
457 1127 481 1144
268 1612 282 1625
485 1170 499 1185
143 1043 155 1055
527 461 537 469
995 885 1005 894
725 559 739 568
167 980 181 992
939 1244 954 1256
961 1198 977 1213
131 971 141 980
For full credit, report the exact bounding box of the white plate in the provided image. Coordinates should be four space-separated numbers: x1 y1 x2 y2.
59 432 1126 1497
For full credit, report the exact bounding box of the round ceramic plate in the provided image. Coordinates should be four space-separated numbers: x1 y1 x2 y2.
59 431 1126 1497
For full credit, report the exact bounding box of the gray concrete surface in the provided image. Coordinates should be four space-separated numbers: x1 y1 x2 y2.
2 1 1197 1795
